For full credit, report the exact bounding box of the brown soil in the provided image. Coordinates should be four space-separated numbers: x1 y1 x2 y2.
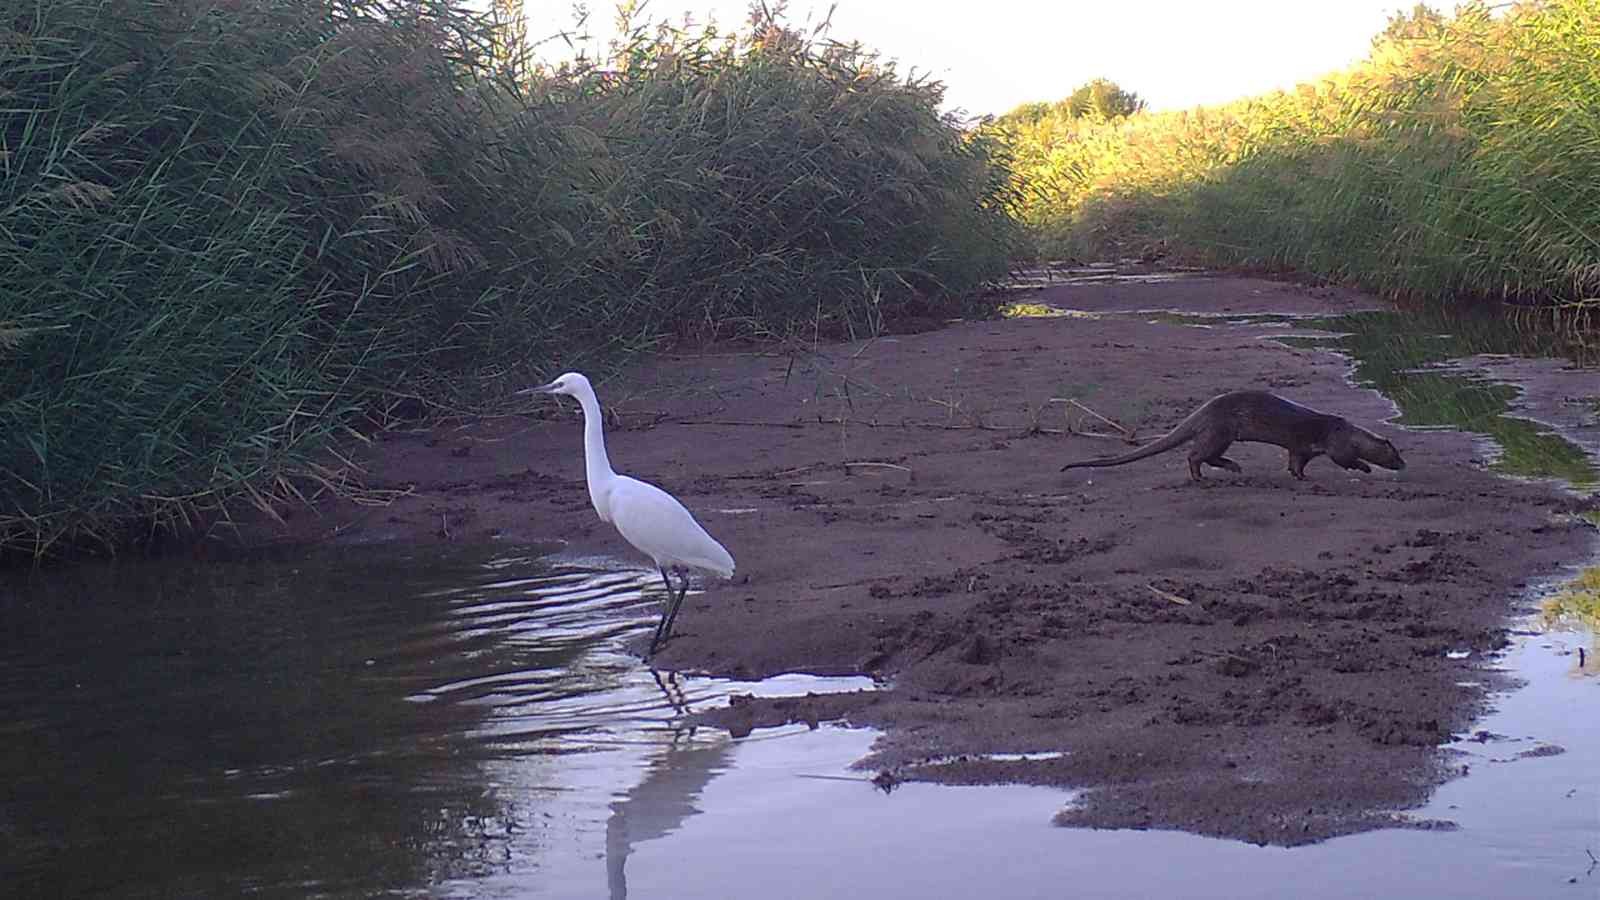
226 272 1598 847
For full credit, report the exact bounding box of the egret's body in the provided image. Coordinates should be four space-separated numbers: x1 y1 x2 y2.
520 372 734 654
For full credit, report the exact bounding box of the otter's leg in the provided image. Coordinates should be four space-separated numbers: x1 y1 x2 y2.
1287 451 1313 480
1328 445 1372 473
1187 431 1233 482
1206 455 1242 473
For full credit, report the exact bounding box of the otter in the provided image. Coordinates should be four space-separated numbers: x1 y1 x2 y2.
1060 390 1405 481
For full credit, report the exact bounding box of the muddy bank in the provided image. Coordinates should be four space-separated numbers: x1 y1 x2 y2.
228 272 1598 846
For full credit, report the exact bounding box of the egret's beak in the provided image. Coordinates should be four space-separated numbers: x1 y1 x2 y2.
515 381 561 397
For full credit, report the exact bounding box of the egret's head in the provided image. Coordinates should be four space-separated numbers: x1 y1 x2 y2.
518 371 590 398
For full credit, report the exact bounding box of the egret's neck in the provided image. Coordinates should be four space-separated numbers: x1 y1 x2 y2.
574 388 616 511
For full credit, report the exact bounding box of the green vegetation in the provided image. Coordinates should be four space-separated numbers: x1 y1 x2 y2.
0 0 1021 555
1282 308 1599 485
11 0 1600 558
1002 0 1600 314
997 78 1146 129
1542 566 1600 631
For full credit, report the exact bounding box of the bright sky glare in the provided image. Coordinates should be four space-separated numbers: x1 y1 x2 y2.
525 1 1417 116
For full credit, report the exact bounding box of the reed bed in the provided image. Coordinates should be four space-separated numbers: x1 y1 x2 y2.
1004 0 1600 309
0 0 1021 556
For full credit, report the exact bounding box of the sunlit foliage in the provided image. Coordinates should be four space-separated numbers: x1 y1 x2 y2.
1004 0 1600 314
1542 565 1600 631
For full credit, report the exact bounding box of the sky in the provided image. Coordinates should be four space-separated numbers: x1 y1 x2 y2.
523 0 1418 117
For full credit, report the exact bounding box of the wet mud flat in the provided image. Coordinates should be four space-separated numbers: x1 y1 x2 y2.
233 273 1599 846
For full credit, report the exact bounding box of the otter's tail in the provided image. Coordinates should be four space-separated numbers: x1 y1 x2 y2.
1060 416 1200 472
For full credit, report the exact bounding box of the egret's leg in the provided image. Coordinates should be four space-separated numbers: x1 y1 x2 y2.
651 575 689 654
650 667 688 714
656 567 675 614
649 568 677 654
661 575 690 639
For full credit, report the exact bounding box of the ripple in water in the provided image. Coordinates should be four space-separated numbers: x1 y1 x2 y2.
0 544 875 899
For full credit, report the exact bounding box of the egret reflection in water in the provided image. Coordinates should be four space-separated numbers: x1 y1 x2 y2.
0 545 794 898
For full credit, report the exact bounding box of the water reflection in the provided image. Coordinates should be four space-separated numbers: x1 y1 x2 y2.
1281 308 1599 485
605 735 734 899
0 545 874 899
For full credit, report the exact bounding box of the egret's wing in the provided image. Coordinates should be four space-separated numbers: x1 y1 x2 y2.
609 476 735 577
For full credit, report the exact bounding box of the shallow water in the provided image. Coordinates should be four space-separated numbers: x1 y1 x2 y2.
3 541 1593 899
603 618 1597 900
0 544 874 899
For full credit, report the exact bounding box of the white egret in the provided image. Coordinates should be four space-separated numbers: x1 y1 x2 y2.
519 372 736 655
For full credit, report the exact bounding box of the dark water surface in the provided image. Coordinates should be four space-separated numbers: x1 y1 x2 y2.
0 545 871 898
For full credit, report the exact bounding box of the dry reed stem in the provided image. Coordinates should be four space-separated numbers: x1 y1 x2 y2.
1148 585 1193 606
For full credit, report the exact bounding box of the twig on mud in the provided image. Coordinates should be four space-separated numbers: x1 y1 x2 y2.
1070 399 1131 434
1147 585 1192 606
348 484 416 506
606 409 674 431
676 419 808 429
810 576 896 591
1052 398 1139 443
794 773 878 784
1193 649 1254 663
843 461 913 478
760 463 831 479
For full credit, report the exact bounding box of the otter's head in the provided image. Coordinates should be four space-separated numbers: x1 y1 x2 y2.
1363 435 1406 471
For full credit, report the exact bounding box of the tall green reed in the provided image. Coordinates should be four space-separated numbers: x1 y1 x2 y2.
1004 0 1600 311
0 0 1021 557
